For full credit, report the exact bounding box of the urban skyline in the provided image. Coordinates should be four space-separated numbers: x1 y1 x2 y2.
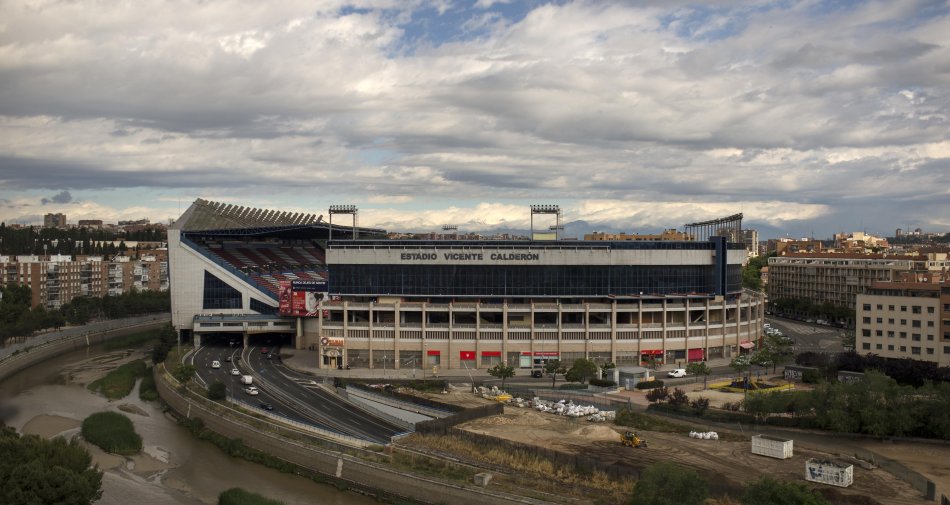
1 1 948 239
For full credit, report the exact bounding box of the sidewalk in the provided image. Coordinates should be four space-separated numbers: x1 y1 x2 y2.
281 348 739 382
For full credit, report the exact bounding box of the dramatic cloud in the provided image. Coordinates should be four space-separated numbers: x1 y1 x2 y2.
0 0 947 237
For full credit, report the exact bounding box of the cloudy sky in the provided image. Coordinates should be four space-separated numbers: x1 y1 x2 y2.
1 0 948 239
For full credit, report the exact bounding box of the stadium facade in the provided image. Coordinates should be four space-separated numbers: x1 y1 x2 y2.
170 199 765 370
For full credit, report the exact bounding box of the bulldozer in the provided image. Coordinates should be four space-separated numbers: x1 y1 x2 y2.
620 430 647 448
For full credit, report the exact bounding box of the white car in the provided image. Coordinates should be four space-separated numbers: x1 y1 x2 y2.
211 360 221 369
231 368 241 376
667 368 687 378
244 386 259 395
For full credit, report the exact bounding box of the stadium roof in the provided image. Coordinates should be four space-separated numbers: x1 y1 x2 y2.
171 198 325 232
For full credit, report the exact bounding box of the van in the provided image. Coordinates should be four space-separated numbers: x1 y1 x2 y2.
240 375 253 385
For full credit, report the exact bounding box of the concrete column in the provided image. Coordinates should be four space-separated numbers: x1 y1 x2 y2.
661 298 667 364
317 303 324 370
502 302 509 366
475 302 481 368
448 302 453 369
296 317 303 351
394 301 401 370
584 303 589 360
241 331 247 348
195 333 202 348
610 300 617 364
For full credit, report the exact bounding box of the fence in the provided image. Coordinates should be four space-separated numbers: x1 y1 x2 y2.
502 385 633 412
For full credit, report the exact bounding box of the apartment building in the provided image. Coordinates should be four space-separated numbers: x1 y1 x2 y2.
767 254 920 310
0 254 168 309
856 280 948 366
43 213 67 228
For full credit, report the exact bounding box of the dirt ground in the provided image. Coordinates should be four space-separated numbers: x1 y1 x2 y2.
458 407 926 504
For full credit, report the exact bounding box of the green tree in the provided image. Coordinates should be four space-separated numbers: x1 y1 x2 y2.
486 363 516 390
0 424 103 505
630 461 708 505
544 359 567 388
741 476 830 505
208 381 227 401
172 363 197 384
686 361 711 390
730 354 752 403
565 358 598 385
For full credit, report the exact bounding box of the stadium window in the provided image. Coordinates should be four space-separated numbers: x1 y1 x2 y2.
861 343 870 350
912 306 921 314
926 348 934 355
877 330 883 337
912 334 920 341
900 319 907 325
862 304 871 311
877 318 883 324
889 305 895 311
945 346 950 354
877 304 883 310
901 306 907 312
928 334 934 341
912 320 921 328
876 343 882 350
250 298 277 314
911 347 921 355
927 307 934 314
888 318 894 324
202 271 242 310
900 332 907 338
863 317 871 324
888 345 894 351
888 331 895 338
862 329 870 337
900 346 906 352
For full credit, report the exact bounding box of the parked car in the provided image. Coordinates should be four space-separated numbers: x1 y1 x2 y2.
244 386 259 395
667 368 687 378
531 369 544 378
211 360 221 369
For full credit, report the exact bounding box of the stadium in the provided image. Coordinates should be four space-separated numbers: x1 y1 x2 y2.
169 199 765 371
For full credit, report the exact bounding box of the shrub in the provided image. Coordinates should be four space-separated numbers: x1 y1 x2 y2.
690 397 710 415
589 378 616 387
802 369 822 383
667 388 689 408
138 369 158 402
218 487 287 505
742 476 830 505
646 386 669 403
81 412 142 455
209 381 227 401
636 380 665 389
558 383 588 390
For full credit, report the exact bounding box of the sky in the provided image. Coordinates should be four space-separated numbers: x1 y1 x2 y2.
1 0 948 239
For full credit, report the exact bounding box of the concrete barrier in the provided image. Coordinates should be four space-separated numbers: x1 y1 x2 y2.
156 367 548 505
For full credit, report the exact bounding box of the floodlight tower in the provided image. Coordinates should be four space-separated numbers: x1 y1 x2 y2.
328 204 358 241
442 224 458 240
530 204 561 240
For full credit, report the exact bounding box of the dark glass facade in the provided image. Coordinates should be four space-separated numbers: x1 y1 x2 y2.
329 264 742 297
203 270 242 309
250 297 277 314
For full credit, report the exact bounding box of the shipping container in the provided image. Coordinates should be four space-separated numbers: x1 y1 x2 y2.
751 434 793 459
805 459 853 488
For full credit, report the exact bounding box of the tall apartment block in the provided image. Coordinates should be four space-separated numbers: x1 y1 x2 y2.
0 254 169 309
43 213 67 228
855 280 949 366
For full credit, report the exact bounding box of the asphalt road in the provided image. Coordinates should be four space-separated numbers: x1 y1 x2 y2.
193 343 404 444
765 316 847 354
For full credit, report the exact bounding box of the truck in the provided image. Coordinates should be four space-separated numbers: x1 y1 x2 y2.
240 375 253 385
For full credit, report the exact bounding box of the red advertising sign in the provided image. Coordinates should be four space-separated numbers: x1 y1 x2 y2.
481 351 501 357
427 350 441 356
278 281 327 317
460 351 476 360
533 352 559 357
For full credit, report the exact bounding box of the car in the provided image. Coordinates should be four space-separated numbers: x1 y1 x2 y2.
224 356 231 362
261 347 269 354
211 360 221 369
244 386 259 395
531 369 543 378
231 368 241 376
259 402 273 411
667 368 687 378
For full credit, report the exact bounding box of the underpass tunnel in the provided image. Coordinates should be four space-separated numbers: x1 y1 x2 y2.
246 332 295 351
198 332 245 347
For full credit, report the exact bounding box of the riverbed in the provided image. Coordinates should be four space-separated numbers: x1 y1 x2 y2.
0 344 378 505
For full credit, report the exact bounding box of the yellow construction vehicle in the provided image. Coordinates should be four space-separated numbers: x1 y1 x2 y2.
620 430 648 448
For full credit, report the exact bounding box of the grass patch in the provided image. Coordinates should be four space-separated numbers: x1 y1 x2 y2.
102 328 162 351
139 368 158 401
402 433 634 503
219 487 286 505
88 359 149 399
82 411 142 455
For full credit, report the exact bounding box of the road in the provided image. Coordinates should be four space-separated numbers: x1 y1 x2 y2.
766 316 847 354
193 343 404 444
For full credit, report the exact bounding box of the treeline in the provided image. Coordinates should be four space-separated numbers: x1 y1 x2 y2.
741 253 773 290
0 222 166 256
0 284 169 341
744 370 950 439
797 351 950 387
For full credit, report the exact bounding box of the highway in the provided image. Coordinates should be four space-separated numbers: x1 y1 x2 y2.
192 342 405 444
